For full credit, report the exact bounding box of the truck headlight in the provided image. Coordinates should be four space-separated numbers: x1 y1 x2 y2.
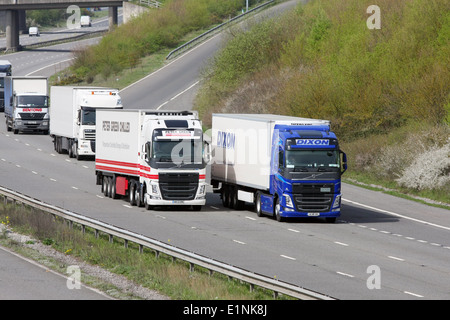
332 195 341 208
283 194 294 208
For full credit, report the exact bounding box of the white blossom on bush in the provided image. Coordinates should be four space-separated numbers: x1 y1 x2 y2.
396 142 450 190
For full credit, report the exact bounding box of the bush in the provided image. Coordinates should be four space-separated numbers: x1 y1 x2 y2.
396 143 450 191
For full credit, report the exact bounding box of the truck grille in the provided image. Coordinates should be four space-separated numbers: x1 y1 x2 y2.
294 195 332 212
292 183 334 212
19 113 45 120
159 173 199 201
84 130 96 140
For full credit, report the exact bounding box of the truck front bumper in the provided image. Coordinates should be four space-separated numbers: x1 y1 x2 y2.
14 120 49 132
144 195 206 207
280 193 341 218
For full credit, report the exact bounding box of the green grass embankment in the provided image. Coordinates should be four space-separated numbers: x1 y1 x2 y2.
60 0 251 85
194 0 449 205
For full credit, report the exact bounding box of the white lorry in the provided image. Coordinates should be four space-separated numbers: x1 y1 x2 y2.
95 109 207 210
49 86 122 159
4 76 49 134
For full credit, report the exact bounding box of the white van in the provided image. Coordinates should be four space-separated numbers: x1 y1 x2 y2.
29 27 40 36
80 16 91 27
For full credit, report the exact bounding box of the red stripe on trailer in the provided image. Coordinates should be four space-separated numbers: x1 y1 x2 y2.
96 159 139 168
95 165 139 176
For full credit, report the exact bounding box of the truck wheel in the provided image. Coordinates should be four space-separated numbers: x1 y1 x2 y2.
274 197 284 222
135 184 143 207
103 177 110 197
221 186 230 208
110 177 119 199
129 181 136 206
68 141 74 158
255 192 263 217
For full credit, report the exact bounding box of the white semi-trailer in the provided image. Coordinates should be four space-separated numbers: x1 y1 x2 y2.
95 109 207 210
4 76 49 134
49 86 122 159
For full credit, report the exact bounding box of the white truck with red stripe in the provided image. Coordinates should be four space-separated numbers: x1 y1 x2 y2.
95 109 207 210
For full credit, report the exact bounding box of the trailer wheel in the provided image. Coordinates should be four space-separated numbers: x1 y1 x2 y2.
221 185 230 208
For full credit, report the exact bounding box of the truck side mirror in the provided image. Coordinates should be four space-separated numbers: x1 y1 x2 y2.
340 150 347 175
145 142 151 161
203 141 211 164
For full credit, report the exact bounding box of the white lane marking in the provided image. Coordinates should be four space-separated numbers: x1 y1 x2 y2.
388 256 405 261
245 216 256 221
233 240 246 245
404 291 424 298
337 271 354 278
25 58 74 76
288 228 300 233
156 81 199 110
280 255 296 261
120 32 221 93
334 241 349 247
210 206 219 210
343 198 450 231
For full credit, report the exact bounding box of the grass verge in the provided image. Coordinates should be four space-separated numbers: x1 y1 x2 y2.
0 198 286 300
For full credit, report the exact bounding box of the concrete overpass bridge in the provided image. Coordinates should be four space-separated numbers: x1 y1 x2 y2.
0 0 127 51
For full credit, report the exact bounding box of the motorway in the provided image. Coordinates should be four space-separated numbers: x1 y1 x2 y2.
0 8 119 51
0 0 449 300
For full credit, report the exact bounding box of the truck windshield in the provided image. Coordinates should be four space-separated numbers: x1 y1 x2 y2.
81 108 96 125
18 96 48 107
286 150 339 170
152 140 202 164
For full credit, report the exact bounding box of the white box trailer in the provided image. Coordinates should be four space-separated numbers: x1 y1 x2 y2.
95 109 207 210
49 86 122 159
211 114 347 223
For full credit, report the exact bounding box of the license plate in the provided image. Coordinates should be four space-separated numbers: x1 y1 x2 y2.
308 212 320 216
27 121 37 124
172 200 184 204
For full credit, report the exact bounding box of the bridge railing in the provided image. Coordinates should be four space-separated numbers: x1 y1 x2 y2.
139 0 162 8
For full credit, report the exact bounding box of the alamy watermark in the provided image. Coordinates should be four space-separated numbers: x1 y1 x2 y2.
367 265 381 290
367 5 381 29
66 265 81 290
66 5 82 29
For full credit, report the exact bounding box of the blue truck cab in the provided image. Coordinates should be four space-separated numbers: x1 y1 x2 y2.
260 124 347 222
